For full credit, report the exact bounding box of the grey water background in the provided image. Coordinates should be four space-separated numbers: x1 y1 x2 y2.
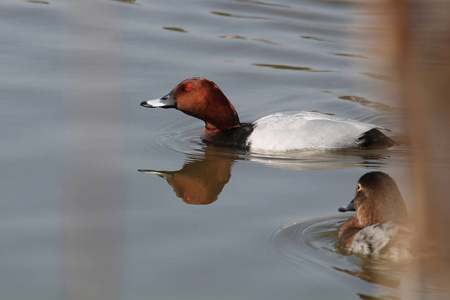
1 0 439 299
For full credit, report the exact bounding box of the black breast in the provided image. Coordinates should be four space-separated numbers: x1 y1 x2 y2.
204 123 254 150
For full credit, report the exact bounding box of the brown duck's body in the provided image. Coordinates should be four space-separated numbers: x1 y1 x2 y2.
338 172 409 257
141 77 397 151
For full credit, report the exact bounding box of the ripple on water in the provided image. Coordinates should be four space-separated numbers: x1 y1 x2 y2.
263 215 409 298
135 116 409 170
265 215 448 298
264 215 348 271
135 117 205 159
135 107 409 169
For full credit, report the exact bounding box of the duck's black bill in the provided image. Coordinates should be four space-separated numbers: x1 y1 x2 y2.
140 91 176 109
338 200 355 212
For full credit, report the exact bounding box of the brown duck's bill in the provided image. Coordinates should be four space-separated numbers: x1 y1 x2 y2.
138 169 173 183
140 91 176 109
338 199 355 212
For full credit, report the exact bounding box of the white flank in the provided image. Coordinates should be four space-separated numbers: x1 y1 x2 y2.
247 111 383 152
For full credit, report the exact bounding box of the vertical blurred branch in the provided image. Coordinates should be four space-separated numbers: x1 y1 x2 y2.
381 0 450 297
63 1 124 299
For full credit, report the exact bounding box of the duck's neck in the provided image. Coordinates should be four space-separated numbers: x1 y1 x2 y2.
338 215 363 248
200 94 242 137
202 122 242 139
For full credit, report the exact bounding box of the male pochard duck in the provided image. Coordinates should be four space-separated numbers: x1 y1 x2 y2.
140 77 396 152
338 172 411 258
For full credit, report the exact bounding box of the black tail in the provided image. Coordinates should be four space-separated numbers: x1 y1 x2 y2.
357 128 397 148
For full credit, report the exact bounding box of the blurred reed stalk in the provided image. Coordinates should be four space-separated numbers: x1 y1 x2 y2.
63 1 124 300
376 0 450 297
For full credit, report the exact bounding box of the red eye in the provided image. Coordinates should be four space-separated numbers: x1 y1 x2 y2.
186 85 192 91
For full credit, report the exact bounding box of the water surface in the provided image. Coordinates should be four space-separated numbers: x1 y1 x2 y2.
0 0 443 299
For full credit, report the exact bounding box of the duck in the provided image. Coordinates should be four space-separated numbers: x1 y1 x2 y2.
338 171 411 259
140 77 396 152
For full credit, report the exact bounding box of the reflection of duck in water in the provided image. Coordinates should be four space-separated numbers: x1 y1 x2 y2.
338 172 411 259
141 77 396 152
139 148 237 205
